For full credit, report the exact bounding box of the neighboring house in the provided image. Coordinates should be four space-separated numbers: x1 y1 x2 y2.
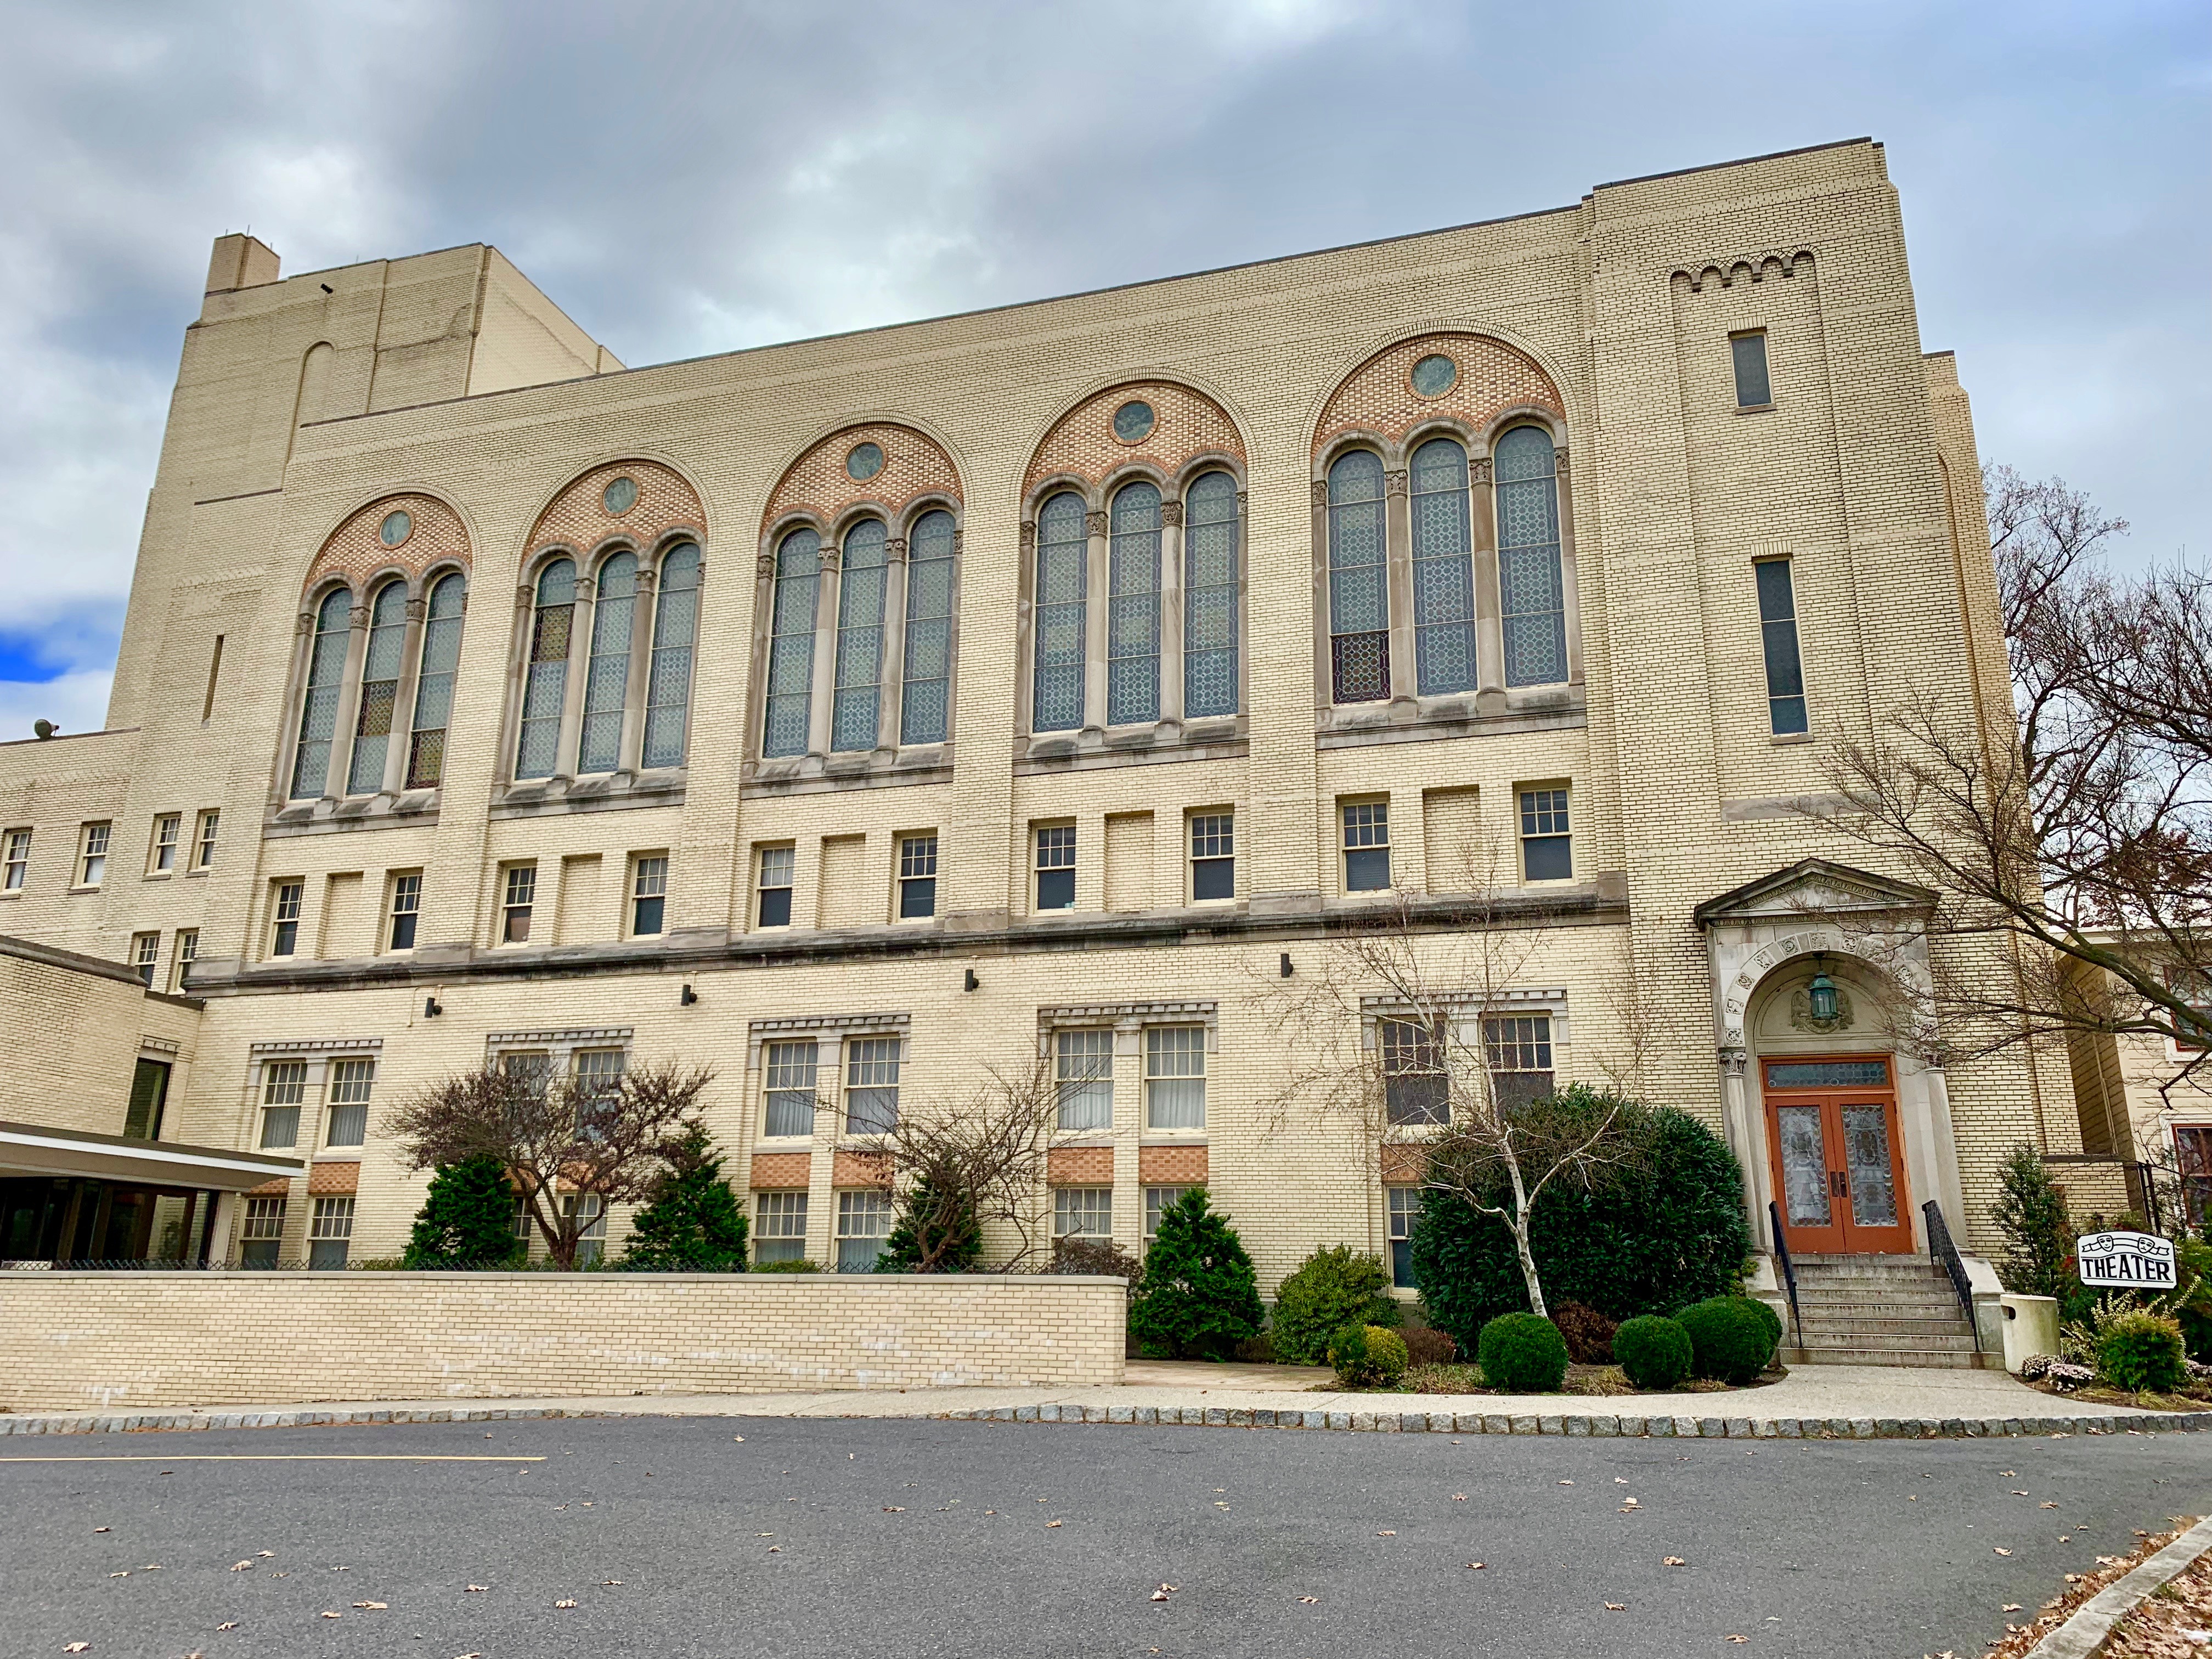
0 139 2115 1314
2063 953 2212 1228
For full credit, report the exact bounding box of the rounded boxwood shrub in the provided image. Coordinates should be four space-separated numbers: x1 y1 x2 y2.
1272 1245 1398 1365
1329 1323 1410 1389
1677 1296 1775 1385
1743 1296 1784 1355
1612 1314 1694 1391
2096 1310 2187 1393
1410 1090 1751 1357
1477 1312 1570 1393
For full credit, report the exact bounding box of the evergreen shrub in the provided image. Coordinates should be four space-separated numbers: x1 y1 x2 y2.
1271 1246 1398 1364
1677 1297 1775 1385
2096 1310 2188 1393
1611 1315 1694 1391
1476 1312 1569 1393
1328 1323 1409 1388
876 1173 982 1273
753 1258 821 1273
1128 1188 1265 1360
403 1155 523 1268
619 1126 749 1271
1991 1143 2074 1302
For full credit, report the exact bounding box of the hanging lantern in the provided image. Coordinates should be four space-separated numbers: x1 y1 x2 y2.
1807 955 1841 1024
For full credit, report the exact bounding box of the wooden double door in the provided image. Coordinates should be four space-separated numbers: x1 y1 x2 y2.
1762 1056 1914 1255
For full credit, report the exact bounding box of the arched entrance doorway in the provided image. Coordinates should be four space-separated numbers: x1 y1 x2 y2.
1759 1052 1914 1254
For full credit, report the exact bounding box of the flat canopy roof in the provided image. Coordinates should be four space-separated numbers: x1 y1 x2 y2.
0 1120 303 1192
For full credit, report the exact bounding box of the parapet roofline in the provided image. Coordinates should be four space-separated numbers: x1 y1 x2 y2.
299 136 1881 432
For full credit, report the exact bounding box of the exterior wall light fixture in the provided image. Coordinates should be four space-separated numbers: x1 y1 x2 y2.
681 983 699 1006
1806 955 1841 1025
963 968 980 992
424 995 443 1018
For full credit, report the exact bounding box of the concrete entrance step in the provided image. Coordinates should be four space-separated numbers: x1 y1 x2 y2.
1798 1331 1978 1355
1783 1347 1988 1370
1799 1317 1982 1339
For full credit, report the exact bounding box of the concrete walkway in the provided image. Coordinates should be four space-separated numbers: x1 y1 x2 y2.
2 1361 2204 1441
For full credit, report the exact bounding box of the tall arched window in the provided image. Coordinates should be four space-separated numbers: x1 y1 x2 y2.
578 551 636 774
1409 437 1476 696
345 579 410 794
1183 471 1239 719
1496 427 1567 686
290 586 353 798
900 511 955 745
642 543 699 769
1107 480 1161 726
516 558 575 780
1032 492 1088 732
833 519 888 752
764 527 820 758
1327 450 1389 703
407 572 465 788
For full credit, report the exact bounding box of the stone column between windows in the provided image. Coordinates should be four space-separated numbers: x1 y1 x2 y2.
1112 1019 1145 1255
1383 469 1417 704
877 537 909 752
1469 457 1507 706
1554 449 1587 687
618 566 657 775
1081 510 1109 734
807 544 841 759
805 1035 840 1266
551 574 595 782
1157 500 1184 729
322 603 374 803
381 596 428 797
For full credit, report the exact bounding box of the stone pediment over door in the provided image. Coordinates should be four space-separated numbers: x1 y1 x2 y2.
1692 857 1936 929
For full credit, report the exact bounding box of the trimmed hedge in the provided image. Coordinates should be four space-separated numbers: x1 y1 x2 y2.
1677 1296 1775 1385
1329 1324 1410 1388
1612 1315 1694 1390
1272 1246 1398 1365
1409 1090 1750 1357
2096 1311 2187 1393
1477 1312 1569 1393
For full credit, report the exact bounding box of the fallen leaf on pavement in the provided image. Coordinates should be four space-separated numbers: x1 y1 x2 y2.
1725 1637 1748 1645
1046 1521 1064 1528
767 1547 781 1553
1605 1602 1626 1611
1452 1494 1468 1502
1299 1596 1319 1604
320 1611 341 1619
2042 1503 2058 1509
732 1436 743 1441
1466 1562 1485 1570
91 1527 108 1533
217 1624 237 1632
466 1585 489 1593
882 1507 905 1513
353 1602 386 1610
1994 1548 2012 1557
555 1599 578 1609
603 1581 622 1586
1616 1478 1629 1485
1664 1558 1686 1567
1559 1480 1574 1486
1376 1531 1396 1537
229 1562 252 1572
256 1552 274 1559
2001 1604 2021 1612
63 1646 89 1654
108 1571 128 1578
2012 1491 2029 1497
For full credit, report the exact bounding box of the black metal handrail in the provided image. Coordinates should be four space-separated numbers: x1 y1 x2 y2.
1767 1200 1803 1350
1922 1199 1980 1356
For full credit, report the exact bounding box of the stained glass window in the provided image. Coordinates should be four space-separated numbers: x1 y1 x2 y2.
1183 472 1238 718
643 543 699 768
764 528 819 758
1756 558 1809 736
1410 354 1457 397
1032 493 1087 731
290 586 352 798
578 551 636 773
1494 427 1567 687
515 560 574 780
406 573 465 788
1765 1059 1889 1090
1328 451 1389 702
832 520 887 752
1409 437 1477 695
1107 480 1160 725
346 579 409 794
900 510 956 745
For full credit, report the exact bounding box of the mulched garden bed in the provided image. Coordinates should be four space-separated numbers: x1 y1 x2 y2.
1975 1517 2204 1659
1316 1362 1784 1396
2022 1380 2212 1413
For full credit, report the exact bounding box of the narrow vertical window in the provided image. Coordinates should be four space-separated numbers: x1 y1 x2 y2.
1189 813 1233 901
193 809 220 869
326 1058 374 1147
564 1193 608 1266
240 1197 287 1267
898 834 938 919
642 542 700 768
1518 788 1572 881
1408 437 1477 695
1484 1014 1555 1109
406 573 465 788
753 1190 809 1263
171 928 198 991
1183 471 1239 718
259 1060 306 1148
844 1037 901 1135
1381 1019 1446 1125
387 872 421 951
202 634 224 721
763 1040 817 1136
290 586 352 798
130 931 159 986
832 520 888 752
1107 479 1161 725
346 579 409 793
1327 450 1389 702
1032 492 1088 732
1144 1026 1206 1130
500 865 536 943
126 1057 170 1140
1341 801 1390 891
516 560 575 780
1495 428 1567 687
1055 1029 1113 1131
1756 560 1809 736
309 1196 356 1269
2 827 28 891
1034 823 1076 911
836 1189 893 1272
78 822 110 887
764 527 819 758
150 814 180 873
1387 1187 1421 1287
1731 331 1772 408
900 511 955 744
578 551 636 774
269 879 303 956
631 854 668 936
755 845 794 928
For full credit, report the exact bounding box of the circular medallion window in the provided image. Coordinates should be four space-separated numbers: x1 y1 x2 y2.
845 442 884 482
377 509 412 548
1409 353 1458 398
602 476 639 516
1111 400 1156 444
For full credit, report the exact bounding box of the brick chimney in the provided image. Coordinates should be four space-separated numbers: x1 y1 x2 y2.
206 233 280 294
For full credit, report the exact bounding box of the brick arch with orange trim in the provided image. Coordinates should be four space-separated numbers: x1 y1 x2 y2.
1312 334 1564 460
304 494 470 594
1023 381 1246 497
528 460 706 558
763 424 961 534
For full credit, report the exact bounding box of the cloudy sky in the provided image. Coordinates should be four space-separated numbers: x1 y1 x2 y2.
0 0 2203 738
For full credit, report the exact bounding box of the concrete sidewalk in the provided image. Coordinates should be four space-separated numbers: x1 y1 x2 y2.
2 1361 2204 1442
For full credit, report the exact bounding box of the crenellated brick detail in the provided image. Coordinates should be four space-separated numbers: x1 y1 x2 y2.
1312 333 1564 459
763 424 961 534
304 493 470 593
1138 1146 1208 1185
1048 1147 1115 1186
527 459 705 557
1024 381 1246 496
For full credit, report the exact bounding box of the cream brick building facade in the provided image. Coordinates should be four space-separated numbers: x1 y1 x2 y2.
0 138 2108 1289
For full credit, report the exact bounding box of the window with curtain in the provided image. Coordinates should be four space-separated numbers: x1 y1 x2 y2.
844 1037 901 1135
1408 437 1477 695
764 1039 818 1137
833 520 888 751
1183 471 1239 718
1056 1028 1113 1131
1107 479 1161 725
1494 427 1567 687
643 543 700 767
1033 492 1088 731
406 573 465 788
516 559 575 779
900 510 955 744
764 528 819 758
346 580 409 793
1144 1026 1206 1130
1381 1019 1447 1125
578 550 636 773
1327 450 1389 702
290 586 353 798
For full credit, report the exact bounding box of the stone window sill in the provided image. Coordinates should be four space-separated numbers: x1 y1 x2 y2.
493 769 686 819
267 788 441 838
1317 688 1582 750
743 744 951 798
1016 717 1246 776
1735 402 1776 414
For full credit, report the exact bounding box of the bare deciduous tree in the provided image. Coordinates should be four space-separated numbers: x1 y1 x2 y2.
383 1058 715 1268
873 1056 1073 1273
